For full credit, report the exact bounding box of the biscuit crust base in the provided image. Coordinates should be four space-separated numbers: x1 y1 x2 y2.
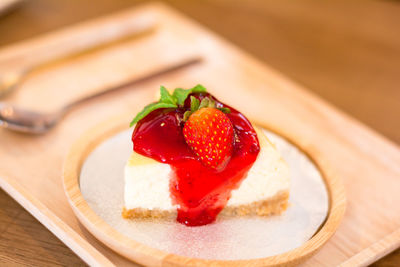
122 190 289 220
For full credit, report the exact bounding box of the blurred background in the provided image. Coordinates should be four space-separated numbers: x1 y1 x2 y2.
0 0 399 266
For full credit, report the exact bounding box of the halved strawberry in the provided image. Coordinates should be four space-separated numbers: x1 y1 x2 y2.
183 99 234 169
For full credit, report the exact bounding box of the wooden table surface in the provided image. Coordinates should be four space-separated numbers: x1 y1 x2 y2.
0 0 399 266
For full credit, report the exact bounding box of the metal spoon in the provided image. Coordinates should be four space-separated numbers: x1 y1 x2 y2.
0 57 202 134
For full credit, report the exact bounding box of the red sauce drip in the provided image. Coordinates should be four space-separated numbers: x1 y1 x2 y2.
132 93 260 226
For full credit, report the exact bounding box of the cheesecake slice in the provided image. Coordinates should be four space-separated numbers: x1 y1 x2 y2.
123 128 290 220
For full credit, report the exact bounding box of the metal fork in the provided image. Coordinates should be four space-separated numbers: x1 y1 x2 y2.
0 57 202 134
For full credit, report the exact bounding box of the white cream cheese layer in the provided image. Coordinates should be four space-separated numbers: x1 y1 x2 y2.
124 129 290 211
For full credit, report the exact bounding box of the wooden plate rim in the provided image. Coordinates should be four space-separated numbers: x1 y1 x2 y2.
63 113 346 267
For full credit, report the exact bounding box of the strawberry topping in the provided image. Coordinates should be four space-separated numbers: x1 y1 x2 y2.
131 86 260 226
183 107 234 169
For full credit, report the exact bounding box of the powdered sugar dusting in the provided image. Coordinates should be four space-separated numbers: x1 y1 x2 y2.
80 129 328 260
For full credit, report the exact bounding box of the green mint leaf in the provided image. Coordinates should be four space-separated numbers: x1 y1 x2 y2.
172 88 187 106
159 86 176 105
172 84 207 106
130 85 207 126
190 84 207 92
190 96 200 111
198 98 210 109
209 98 216 108
183 110 192 121
130 102 177 127
218 107 231 114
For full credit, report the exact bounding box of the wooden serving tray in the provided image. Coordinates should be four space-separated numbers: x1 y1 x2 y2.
62 116 345 266
0 3 399 266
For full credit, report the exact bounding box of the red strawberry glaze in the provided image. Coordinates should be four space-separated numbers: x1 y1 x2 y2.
132 93 260 226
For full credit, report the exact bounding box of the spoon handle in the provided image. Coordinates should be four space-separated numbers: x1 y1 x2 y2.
62 57 203 113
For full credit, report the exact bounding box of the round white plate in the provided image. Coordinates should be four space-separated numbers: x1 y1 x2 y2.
79 128 329 260
63 116 345 266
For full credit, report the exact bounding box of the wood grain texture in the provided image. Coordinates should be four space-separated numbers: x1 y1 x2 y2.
62 115 345 266
0 1 399 266
0 190 86 267
0 12 156 77
0 0 399 144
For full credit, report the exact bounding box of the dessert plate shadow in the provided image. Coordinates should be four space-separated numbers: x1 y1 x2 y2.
63 115 346 266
